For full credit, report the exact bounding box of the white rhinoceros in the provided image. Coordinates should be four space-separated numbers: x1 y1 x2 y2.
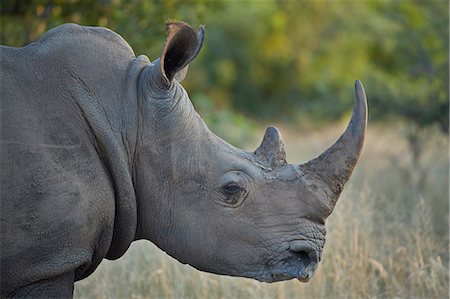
0 22 367 298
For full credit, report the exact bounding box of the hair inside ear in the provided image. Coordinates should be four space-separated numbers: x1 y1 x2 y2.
160 22 204 83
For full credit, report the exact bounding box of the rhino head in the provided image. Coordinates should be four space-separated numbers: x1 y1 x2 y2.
133 22 367 283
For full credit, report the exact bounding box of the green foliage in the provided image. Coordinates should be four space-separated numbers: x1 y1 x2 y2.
1 0 448 131
366 1 449 132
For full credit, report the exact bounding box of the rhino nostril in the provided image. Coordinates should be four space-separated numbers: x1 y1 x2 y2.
289 240 319 267
290 250 310 267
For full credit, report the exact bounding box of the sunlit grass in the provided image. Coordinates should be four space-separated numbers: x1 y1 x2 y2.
74 124 449 298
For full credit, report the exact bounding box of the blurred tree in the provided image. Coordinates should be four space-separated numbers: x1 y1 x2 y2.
367 1 448 132
363 0 449 177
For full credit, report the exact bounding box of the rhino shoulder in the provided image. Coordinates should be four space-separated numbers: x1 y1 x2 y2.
34 23 135 60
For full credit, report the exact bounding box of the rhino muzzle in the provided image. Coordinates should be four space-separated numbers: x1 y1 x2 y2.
271 240 320 282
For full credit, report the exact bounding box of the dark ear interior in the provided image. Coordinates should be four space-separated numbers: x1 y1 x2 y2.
160 22 204 83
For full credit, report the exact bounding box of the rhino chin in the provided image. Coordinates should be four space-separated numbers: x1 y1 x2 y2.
270 266 316 283
271 272 313 283
247 251 318 283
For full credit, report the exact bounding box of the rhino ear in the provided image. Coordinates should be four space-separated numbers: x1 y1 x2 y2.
160 22 204 83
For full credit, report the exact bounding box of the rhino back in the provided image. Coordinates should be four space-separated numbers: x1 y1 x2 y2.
0 24 140 294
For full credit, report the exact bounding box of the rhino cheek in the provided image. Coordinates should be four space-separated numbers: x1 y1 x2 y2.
198 204 290 275
155 195 266 277
196 218 272 276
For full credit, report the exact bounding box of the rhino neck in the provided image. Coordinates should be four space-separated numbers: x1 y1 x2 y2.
68 54 151 260
133 65 217 243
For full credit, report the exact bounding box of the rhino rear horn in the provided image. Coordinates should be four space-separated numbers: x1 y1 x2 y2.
255 127 287 168
300 80 368 209
160 22 205 83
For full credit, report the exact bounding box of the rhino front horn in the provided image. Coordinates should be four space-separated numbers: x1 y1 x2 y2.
255 126 287 168
301 80 368 209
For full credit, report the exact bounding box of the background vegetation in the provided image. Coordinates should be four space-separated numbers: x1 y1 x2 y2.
1 0 448 298
2 0 448 131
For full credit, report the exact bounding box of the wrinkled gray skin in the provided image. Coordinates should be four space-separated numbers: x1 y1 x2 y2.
0 22 367 298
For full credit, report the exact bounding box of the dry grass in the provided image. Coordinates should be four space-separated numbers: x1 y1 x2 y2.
74 124 449 299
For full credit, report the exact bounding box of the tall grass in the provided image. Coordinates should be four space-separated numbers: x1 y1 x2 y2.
74 124 449 298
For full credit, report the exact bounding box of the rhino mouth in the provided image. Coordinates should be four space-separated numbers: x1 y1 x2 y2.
270 241 320 282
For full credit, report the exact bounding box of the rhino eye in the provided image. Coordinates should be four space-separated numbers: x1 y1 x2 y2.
223 183 242 195
216 171 249 206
